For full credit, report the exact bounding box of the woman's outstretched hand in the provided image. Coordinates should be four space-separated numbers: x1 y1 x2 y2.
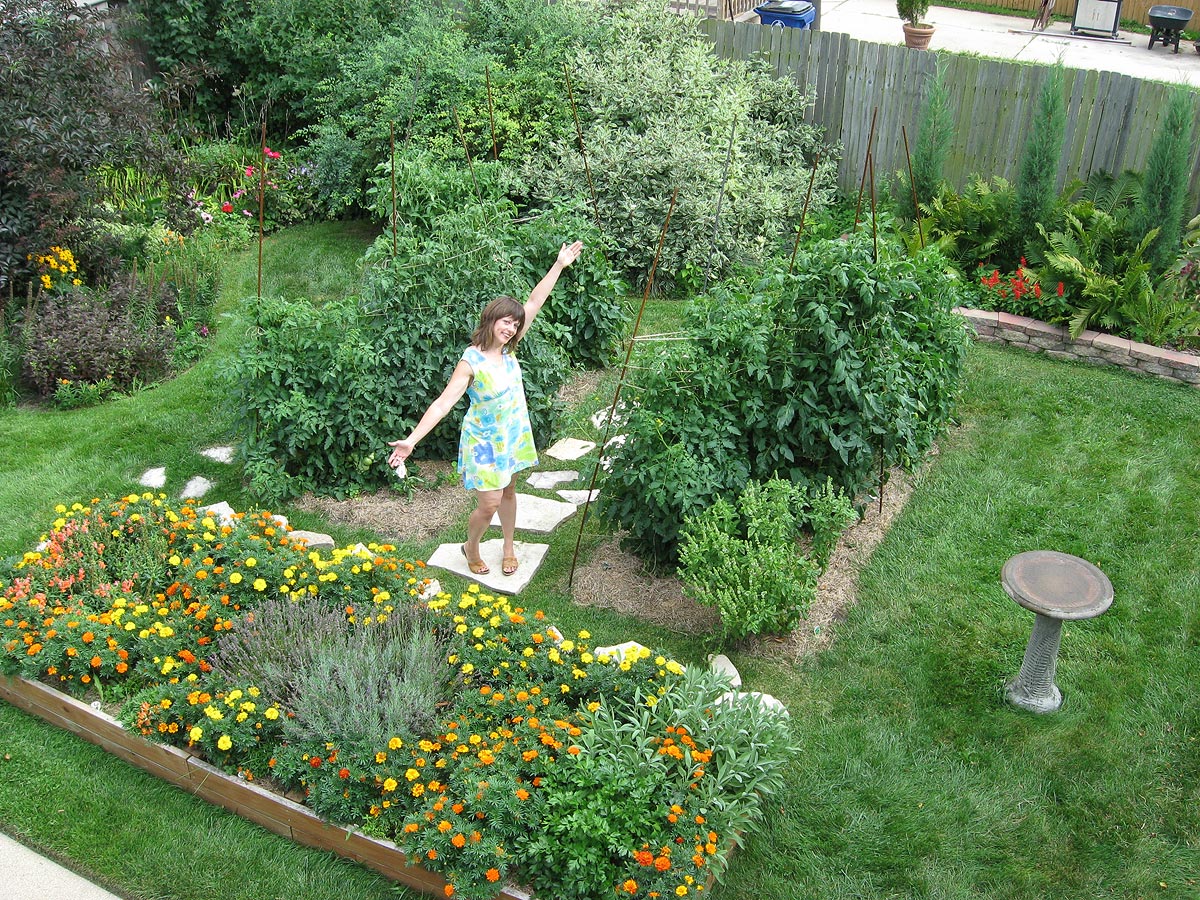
557 240 584 269
387 439 415 468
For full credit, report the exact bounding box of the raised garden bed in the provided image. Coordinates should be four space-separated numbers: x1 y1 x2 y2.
0 674 529 900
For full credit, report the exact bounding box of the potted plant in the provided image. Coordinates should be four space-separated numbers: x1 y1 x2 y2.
897 0 935 49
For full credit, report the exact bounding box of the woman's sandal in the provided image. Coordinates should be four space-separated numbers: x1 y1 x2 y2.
502 556 519 576
461 544 489 576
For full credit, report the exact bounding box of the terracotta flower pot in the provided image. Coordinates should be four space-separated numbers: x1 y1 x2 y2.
902 21 935 49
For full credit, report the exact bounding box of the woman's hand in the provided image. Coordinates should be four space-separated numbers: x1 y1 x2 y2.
557 240 584 270
387 439 415 467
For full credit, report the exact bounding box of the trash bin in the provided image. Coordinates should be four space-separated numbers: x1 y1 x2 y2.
755 0 816 29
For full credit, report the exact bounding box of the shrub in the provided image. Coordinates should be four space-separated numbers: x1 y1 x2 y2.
0 0 170 290
917 175 1016 269
679 478 821 644
1011 64 1066 261
522 1 837 288
600 233 970 566
20 293 175 396
893 59 953 220
1131 88 1195 275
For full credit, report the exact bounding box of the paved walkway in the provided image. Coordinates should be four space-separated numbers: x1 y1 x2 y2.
0 831 125 900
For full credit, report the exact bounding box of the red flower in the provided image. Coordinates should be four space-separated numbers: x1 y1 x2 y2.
1056 282 1065 297
338 768 350 779
221 202 234 213
1034 283 1042 298
310 756 322 768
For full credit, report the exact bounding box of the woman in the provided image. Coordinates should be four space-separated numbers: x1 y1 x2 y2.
388 240 584 576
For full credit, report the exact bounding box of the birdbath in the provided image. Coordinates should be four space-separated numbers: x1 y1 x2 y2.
1001 550 1113 713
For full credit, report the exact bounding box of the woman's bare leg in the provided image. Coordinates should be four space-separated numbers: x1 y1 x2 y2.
498 480 518 560
466 489 503 562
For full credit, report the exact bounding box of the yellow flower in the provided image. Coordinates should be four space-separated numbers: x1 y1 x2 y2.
383 778 398 792
229 572 243 584
189 726 203 741
388 737 403 750
217 735 233 751
264 707 279 720
253 577 267 591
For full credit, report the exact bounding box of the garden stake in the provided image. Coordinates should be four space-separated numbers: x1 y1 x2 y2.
452 106 481 202
257 122 267 301
853 107 878 232
902 125 925 250
390 122 398 257
564 63 602 230
789 152 822 275
868 150 878 264
703 120 738 294
878 440 885 517
568 188 679 591
486 65 498 161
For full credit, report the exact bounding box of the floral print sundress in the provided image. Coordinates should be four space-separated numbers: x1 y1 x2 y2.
457 345 538 491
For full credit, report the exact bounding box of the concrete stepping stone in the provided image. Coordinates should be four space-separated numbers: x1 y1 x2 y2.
180 476 213 499
708 653 742 688
716 690 789 718
558 489 600 505
594 640 650 663
545 438 596 460
526 470 579 489
199 501 237 527
289 530 335 550
201 446 236 463
426 539 547 594
139 466 166 488
490 493 576 533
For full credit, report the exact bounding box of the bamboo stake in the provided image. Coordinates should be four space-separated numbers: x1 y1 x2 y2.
452 107 481 202
853 106 878 233
868 150 878 264
390 122 399 257
485 65 498 162
789 152 822 275
902 125 925 250
563 63 601 230
878 440 885 517
568 188 679 590
703 120 737 294
257 121 267 301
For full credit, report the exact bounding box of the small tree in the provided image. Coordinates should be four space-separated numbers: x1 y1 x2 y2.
1011 63 1066 261
1131 88 1196 274
894 58 954 220
896 0 930 25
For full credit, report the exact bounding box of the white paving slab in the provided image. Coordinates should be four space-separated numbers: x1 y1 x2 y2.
558 488 600 505
544 437 596 460
489 493 577 533
708 653 743 688
200 446 236 463
180 475 213 499
199 501 237 526
526 470 579 489
139 466 166 488
426 539 547 594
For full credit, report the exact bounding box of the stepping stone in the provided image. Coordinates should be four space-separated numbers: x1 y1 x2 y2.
558 489 600 505
594 640 651 663
180 476 213 500
199 501 237 527
545 438 596 461
426 539 547 594
489 493 576 533
139 466 166 488
526 470 579 489
716 690 789 718
201 446 236 463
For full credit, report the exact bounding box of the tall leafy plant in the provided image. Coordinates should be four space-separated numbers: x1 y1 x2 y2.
894 58 954 220
1011 63 1066 263
1130 88 1196 275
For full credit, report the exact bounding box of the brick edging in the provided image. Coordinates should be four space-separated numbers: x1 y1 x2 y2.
955 308 1200 386
0 675 531 900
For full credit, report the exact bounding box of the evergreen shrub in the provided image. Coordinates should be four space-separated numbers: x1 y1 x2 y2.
599 233 970 567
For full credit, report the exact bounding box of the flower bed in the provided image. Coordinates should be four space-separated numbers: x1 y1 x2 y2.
0 494 793 900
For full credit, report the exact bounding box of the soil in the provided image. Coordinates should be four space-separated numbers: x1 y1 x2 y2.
295 372 926 663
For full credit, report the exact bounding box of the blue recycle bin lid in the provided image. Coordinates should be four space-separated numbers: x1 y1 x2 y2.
755 0 814 14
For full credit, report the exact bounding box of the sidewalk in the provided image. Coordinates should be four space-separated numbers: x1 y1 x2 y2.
0 831 124 900
815 0 1200 88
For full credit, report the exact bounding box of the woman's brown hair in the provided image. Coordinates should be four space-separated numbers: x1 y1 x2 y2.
471 295 527 351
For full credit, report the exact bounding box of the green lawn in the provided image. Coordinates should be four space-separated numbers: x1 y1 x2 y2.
1 224 1197 899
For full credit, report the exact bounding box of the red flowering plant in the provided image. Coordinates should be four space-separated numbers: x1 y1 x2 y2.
974 259 1071 325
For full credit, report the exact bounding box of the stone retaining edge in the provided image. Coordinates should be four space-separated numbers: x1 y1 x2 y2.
0 674 531 900
955 309 1200 386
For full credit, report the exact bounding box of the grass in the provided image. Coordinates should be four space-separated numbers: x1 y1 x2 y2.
2 224 1199 899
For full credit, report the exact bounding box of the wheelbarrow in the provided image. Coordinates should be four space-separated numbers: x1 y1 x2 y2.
1148 5 1192 52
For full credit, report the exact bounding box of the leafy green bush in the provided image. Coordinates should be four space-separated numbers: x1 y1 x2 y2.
679 478 821 644
1131 88 1195 275
600 233 970 566
915 176 1016 269
521 1 837 288
0 0 170 290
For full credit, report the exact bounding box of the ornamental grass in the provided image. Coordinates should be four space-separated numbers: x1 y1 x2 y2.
0 493 795 900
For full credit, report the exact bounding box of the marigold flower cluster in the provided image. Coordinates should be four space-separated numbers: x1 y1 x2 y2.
28 245 82 292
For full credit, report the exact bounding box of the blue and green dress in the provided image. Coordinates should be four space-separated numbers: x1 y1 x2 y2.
457 345 538 491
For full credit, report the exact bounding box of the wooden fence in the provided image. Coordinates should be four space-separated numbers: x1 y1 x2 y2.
700 21 1200 215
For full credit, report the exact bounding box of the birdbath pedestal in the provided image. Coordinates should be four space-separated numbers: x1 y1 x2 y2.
1001 550 1113 713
